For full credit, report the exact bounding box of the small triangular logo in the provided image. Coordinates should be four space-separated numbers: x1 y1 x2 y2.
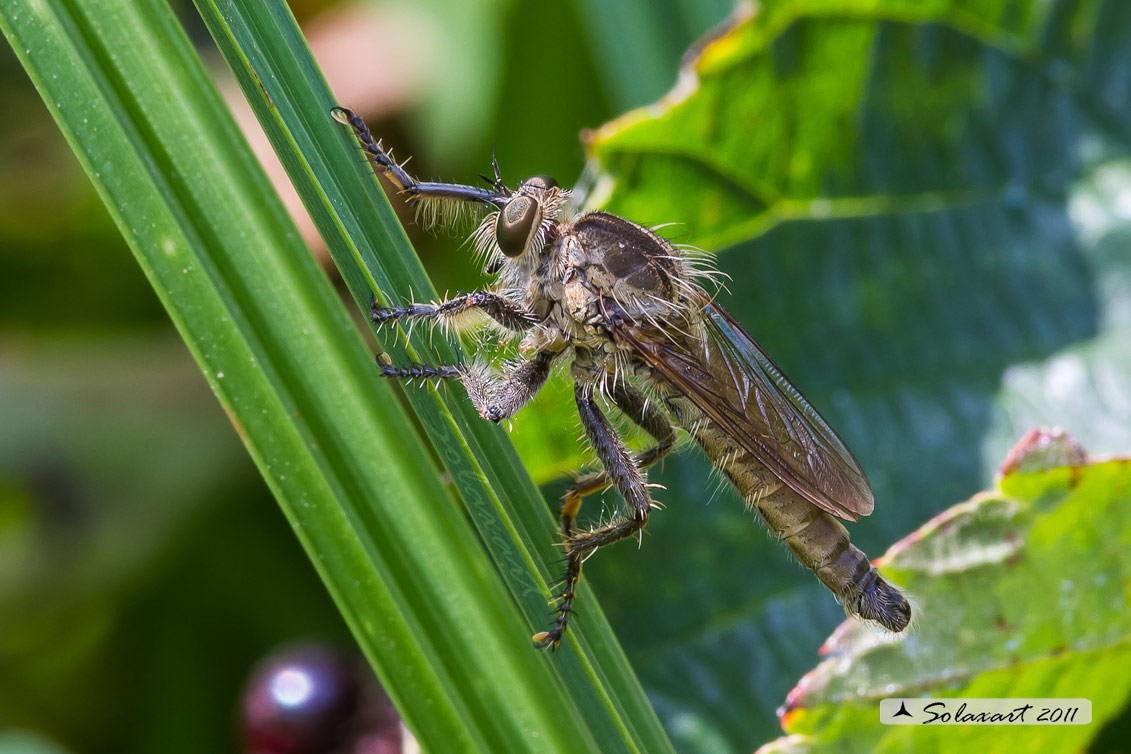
893 701 913 718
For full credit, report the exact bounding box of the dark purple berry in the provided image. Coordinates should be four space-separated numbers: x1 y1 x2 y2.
241 645 360 754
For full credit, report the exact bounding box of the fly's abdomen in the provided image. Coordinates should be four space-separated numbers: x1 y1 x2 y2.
758 485 910 632
666 395 910 632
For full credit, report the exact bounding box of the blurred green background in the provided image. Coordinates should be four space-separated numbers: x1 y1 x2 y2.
5 0 1131 752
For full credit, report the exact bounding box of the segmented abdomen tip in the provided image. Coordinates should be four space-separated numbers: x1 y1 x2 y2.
861 577 912 632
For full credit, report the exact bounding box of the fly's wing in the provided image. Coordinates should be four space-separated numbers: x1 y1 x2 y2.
616 303 874 521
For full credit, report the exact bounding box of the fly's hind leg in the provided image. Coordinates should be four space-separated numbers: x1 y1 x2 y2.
559 381 675 538
535 379 665 649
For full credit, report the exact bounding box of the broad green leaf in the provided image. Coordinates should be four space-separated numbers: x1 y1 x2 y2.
758 432 1131 753
508 1 1131 750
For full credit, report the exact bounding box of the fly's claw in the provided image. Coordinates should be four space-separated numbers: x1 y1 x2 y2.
333 106 411 192
533 595 572 650
368 295 400 328
531 630 559 650
369 308 397 328
329 106 357 128
481 405 507 423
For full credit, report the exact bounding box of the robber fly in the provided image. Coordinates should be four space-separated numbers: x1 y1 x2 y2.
333 107 911 648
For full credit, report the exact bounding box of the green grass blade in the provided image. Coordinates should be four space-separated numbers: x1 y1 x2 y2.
0 0 665 750
190 1 673 750
190 2 674 750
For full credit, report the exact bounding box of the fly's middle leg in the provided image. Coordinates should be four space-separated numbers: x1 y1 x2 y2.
371 291 538 333
535 379 662 649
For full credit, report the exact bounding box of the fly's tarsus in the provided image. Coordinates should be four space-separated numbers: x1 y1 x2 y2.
370 292 538 333
378 362 461 380
533 548 586 650
331 107 414 193
380 345 558 424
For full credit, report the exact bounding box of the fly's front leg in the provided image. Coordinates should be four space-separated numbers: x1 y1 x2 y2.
381 347 559 423
371 291 538 334
332 107 505 209
459 348 558 422
535 379 659 650
560 381 675 538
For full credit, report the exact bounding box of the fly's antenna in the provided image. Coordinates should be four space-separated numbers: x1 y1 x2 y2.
491 151 505 191
475 151 508 197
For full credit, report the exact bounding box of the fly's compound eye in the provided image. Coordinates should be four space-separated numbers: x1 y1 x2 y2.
496 195 542 257
521 175 559 191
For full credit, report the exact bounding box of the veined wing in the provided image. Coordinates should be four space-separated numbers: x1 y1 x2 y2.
616 303 873 521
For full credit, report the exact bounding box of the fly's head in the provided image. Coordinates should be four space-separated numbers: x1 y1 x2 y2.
473 175 569 281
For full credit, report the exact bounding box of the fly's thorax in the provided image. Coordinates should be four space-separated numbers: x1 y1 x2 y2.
569 346 605 381
561 212 697 324
524 276 559 321
560 265 603 329
495 209 712 345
